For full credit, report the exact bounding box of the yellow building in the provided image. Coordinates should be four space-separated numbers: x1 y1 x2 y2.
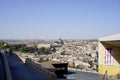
98 34 120 75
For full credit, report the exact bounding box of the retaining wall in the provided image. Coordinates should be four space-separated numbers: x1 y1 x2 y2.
25 58 57 80
13 52 57 80
12 53 25 63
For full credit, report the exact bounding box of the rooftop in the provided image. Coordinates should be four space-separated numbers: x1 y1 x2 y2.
99 33 120 47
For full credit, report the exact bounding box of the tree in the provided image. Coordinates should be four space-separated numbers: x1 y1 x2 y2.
61 51 66 55
38 47 50 54
0 42 5 49
50 47 56 53
38 58 44 62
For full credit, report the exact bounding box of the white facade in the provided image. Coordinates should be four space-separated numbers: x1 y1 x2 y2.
37 44 51 48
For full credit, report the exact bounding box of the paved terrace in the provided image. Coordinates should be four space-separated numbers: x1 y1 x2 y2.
6 54 51 80
5 53 103 80
0 59 6 80
64 70 103 80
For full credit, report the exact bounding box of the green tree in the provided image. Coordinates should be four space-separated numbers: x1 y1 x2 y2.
50 47 56 53
38 47 51 54
61 51 66 55
38 47 46 54
0 42 5 49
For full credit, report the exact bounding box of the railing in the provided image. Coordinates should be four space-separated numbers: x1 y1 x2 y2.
102 70 108 80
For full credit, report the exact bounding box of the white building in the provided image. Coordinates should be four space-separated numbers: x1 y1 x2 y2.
37 44 51 48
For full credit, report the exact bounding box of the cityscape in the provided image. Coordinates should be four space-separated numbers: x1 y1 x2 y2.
0 0 120 80
0 39 99 80
1 39 98 71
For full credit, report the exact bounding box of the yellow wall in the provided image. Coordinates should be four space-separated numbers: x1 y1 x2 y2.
98 42 120 75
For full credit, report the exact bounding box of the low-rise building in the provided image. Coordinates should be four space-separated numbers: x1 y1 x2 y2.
98 34 120 75
37 44 51 48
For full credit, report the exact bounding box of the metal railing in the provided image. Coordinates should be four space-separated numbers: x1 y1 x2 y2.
102 70 108 80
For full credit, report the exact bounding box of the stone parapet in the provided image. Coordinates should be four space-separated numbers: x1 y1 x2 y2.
25 58 57 80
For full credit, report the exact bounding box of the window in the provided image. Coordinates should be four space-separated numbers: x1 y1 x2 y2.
105 48 113 65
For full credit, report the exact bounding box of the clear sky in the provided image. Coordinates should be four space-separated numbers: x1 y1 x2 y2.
0 0 120 39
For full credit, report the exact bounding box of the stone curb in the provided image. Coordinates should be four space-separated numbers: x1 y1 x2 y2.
1 53 12 80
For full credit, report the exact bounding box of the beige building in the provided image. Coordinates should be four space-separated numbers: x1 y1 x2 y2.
37 44 51 48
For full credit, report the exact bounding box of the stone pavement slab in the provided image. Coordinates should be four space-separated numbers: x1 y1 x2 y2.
6 54 51 80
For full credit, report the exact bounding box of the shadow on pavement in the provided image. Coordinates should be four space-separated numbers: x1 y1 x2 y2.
67 70 76 75
58 70 76 80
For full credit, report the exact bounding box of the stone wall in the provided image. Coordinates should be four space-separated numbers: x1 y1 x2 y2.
25 58 57 80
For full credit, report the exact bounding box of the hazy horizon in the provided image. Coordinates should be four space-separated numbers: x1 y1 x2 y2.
0 38 98 41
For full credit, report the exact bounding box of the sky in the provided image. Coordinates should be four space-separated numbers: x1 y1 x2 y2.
0 0 120 39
